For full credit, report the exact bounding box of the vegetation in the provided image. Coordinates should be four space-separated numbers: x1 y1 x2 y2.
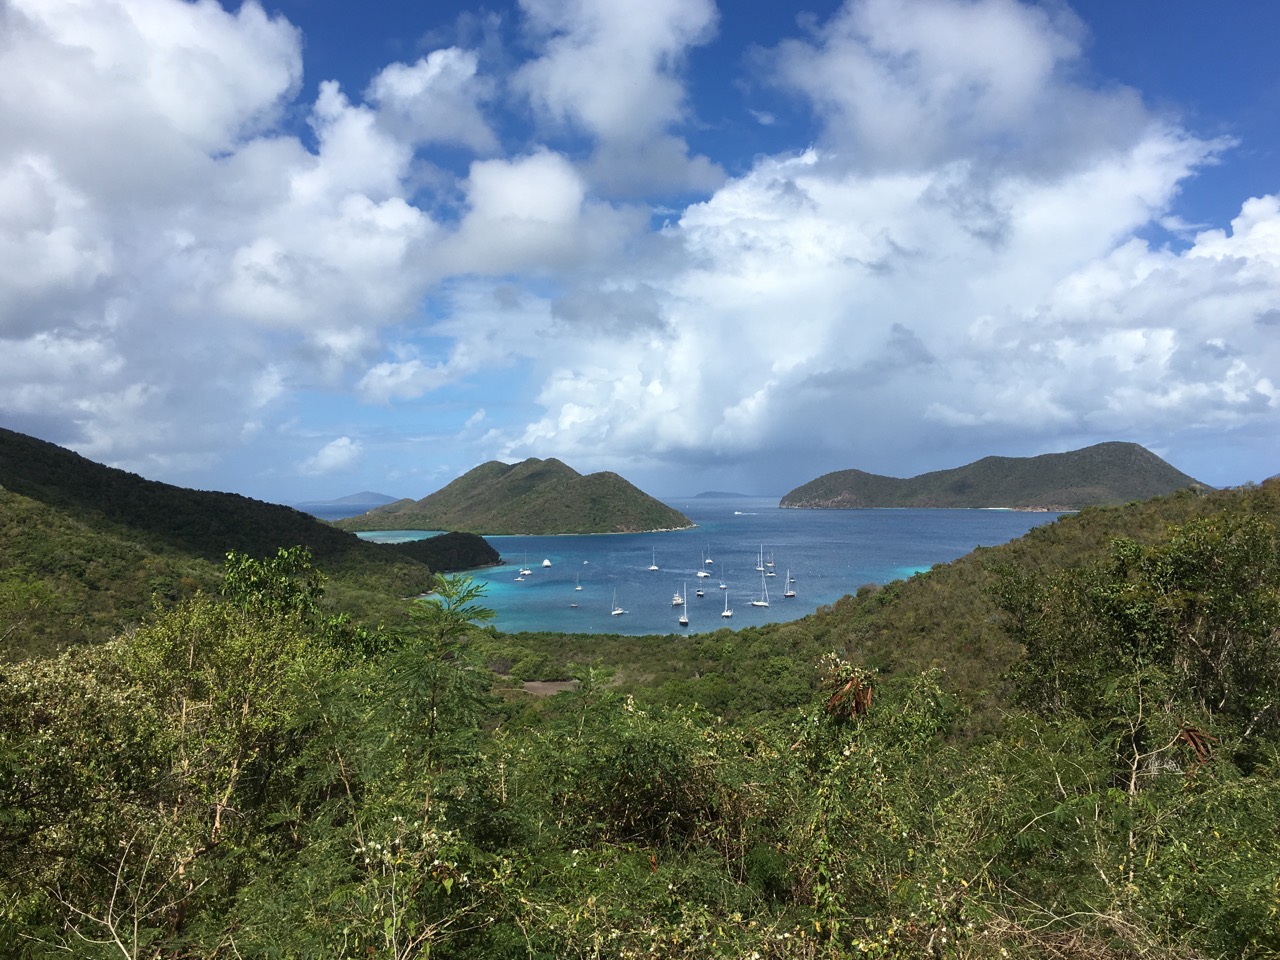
3 475 1280 957
0 428 499 659
781 441 1205 510
335 457 694 535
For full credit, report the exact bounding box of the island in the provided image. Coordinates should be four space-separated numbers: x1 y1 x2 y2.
780 441 1205 511
334 457 694 535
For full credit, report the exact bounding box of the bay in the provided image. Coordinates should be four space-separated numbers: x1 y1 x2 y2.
358 496 1064 636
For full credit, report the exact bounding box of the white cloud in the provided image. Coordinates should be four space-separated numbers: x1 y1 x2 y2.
770 0 1150 175
0 0 445 468
367 48 498 152
483 1 1273 486
513 0 724 194
437 149 644 275
3 0 1278 500
0 0 301 198
301 436 363 475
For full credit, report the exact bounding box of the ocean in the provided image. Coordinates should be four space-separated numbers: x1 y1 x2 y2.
355 496 1064 636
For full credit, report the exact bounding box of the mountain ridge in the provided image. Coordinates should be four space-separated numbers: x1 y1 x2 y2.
780 441 1205 510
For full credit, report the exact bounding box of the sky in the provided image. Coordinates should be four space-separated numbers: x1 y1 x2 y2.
2 0 1278 503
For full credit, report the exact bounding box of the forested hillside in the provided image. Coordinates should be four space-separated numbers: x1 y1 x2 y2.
781 441 1203 509
0 427 499 659
337 457 694 534
3 480 1278 957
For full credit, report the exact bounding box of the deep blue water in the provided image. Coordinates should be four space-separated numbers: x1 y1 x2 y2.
356 497 1064 636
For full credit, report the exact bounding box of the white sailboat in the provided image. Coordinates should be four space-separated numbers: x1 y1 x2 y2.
611 589 625 616
678 583 689 626
750 570 770 607
695 583 704 597
575 573 583 591
755 546 765 573
520 553 532 577
783 569 796 598
648 548 659 571
696 549 711 578
721 589 733 618
672 585 685 607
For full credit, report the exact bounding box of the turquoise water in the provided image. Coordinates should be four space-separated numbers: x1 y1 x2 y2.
358 497 1064 636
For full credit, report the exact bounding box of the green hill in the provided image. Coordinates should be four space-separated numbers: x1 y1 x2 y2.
780 441 1204 510
0 427 499 658
335 457 694 535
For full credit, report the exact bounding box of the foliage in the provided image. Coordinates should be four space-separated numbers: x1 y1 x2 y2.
0 430 506 662
1 487 214 659
5 479 1280 957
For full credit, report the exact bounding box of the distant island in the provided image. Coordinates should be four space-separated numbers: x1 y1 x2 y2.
780 442 1206 511
296 491 401 522
693 491 755 498
334 457 694 535
295 491 399 509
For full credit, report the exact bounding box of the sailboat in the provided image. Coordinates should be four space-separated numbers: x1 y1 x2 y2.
750 570 770 607
695 582 704 597
575 573 583 591
696 549 711 578
678 584 689 626
648 548 659 571
783 569 796 598
704 550 714 565
672 584 685 607
766 551 775 569
755 546 765 573
520 553 532 577
721 588 733 618
611 589 625 616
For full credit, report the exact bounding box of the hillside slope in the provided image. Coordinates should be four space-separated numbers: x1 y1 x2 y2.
0 428 498 658
780 441 1203 510
336 457 694 535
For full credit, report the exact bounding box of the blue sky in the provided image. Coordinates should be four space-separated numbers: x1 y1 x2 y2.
1 0 1278 503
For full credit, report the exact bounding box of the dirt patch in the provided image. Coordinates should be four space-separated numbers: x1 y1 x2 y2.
517 680 579 697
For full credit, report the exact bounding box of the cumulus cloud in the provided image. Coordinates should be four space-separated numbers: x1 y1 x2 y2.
434 148 645 276
772 0 1100 171
301 436 363 475
513 0 724 194
487 0 1268 489
3 0 1278 501
0 0 444 468
367 48 499 152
